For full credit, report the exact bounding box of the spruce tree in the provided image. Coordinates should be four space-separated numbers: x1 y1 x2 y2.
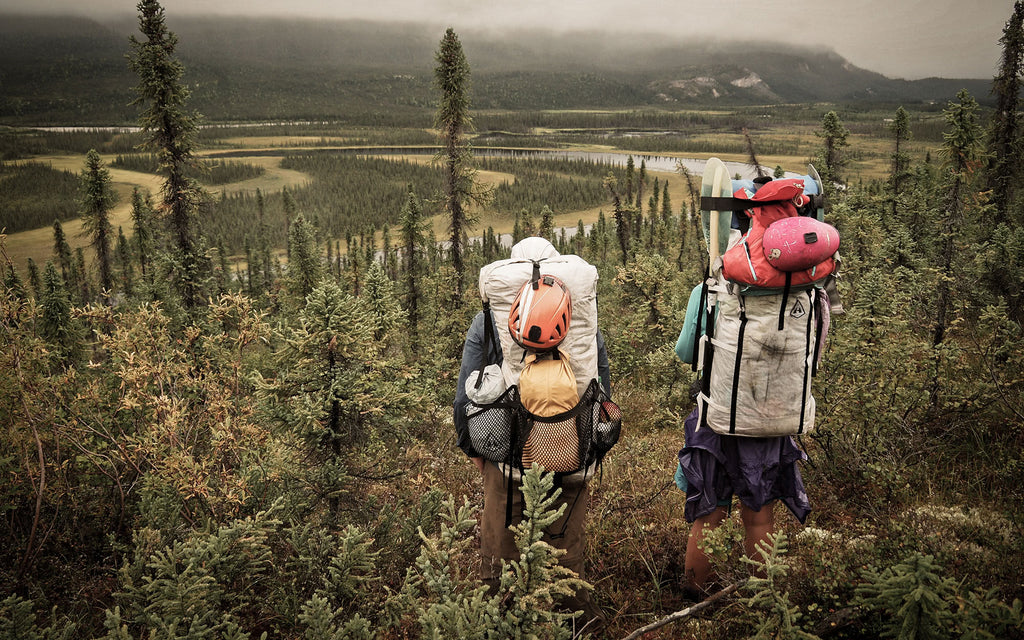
362 260 404 342
128 0 204 309
933 90 983 349
889 106 913 220
130 187 155 282
79 149 117 298
73 248 92 305
539 205 555 241
987 1 1024 223
255 187 273 290
26 258 41 301
259 281 393 516
604 173 635 265
512 209 523 243
116 227 135 298
286 213 323 305
52 220 76 294
624 156 635 204
40 261 80 364
660 180 672 225
520 208 534 237
400 186 426 346
635 159 647 212
434 27 475 303
649 176 660 222
3 264 27 303
381 223 393 279
816 110 851 196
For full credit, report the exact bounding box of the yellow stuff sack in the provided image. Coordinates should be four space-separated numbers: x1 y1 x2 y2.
518 349 580 473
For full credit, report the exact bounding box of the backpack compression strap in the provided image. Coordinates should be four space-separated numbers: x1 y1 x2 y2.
729 296 748 434
798 289 815 434
473 302 500 390
778 272 793 331
691 267 710 373
699 193 826 214
698 275 717 431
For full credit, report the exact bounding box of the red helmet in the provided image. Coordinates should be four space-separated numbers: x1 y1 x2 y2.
508 275 572 351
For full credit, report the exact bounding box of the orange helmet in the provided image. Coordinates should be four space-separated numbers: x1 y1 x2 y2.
508 275 572 351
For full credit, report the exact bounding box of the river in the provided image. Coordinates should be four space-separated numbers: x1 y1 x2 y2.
201 145 766 180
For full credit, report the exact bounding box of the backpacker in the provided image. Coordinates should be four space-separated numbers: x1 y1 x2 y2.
465 248 620 475
685 164 839 437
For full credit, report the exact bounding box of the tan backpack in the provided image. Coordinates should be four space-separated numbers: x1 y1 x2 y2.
518 349 580 473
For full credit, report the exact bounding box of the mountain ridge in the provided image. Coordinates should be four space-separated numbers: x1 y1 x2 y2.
0 13 993 124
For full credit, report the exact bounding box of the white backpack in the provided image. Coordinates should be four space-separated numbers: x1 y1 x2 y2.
478 253 600 396
694 277 824 437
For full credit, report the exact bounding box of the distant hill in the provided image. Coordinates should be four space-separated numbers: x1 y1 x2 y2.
0 13 994 124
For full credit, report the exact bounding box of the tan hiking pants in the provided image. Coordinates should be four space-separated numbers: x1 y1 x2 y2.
479 462 590 581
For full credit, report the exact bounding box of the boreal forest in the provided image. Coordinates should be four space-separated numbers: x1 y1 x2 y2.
1 1 1023 639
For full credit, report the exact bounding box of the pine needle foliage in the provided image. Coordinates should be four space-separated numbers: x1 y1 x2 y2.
740 532 820 640
393 467 587 640
500 467 588 639
0 595 76 640
78 149 117 295
128 0 206 308
855 552 957 640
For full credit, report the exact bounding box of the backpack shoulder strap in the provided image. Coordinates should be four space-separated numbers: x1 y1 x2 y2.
473 303 501 391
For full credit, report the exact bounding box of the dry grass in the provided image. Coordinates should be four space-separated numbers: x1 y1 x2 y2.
3 152 311 268
3 120 924 269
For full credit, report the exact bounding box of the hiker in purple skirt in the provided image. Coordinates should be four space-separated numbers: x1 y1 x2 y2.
674 405 811 599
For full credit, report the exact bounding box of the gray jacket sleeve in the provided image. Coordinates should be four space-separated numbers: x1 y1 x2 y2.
453 311 503 458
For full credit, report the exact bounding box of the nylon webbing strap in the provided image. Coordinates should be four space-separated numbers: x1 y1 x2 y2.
798 290 814 434
778 272 792 331
700 195 792 212
505 462 515 528
729 297 748 434
699 281 717 432
691 271 709 373
812 288 824 377
474 302 498 390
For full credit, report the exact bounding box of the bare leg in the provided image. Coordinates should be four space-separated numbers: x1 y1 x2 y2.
683 507 728 593
740 502 775 576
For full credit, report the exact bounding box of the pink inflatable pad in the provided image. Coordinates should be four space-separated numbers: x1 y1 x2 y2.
762 217 840 272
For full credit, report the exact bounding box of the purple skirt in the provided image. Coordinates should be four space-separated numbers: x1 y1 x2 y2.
677 408 811 523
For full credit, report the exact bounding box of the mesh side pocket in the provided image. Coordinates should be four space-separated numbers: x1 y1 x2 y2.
593 396 622 457
579 380 620 463
466 385 521 463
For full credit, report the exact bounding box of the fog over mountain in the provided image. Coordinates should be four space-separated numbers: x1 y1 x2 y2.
0 0 1007 80
0 11 998 126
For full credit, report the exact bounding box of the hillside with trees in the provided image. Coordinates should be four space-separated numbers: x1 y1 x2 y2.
1 2 1023 639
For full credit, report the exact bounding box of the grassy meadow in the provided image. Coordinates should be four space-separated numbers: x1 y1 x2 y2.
2 108 939 273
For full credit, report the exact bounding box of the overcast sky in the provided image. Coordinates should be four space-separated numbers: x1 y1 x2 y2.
2 0 1012 79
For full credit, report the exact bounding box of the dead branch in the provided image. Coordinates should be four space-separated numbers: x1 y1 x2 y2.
620 580 747 640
